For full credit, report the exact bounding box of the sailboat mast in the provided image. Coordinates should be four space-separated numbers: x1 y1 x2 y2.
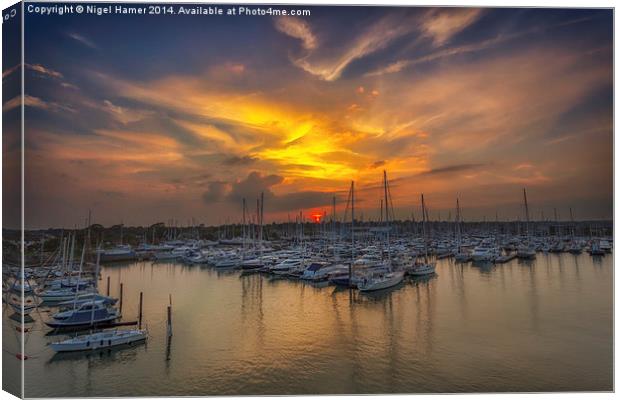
456 198 462 250
90 245 101 325
421 194 428 264
242 198 246 250
350 181 355 284
383 170 390 262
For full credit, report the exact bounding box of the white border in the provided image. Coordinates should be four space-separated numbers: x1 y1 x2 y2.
0 1 615 400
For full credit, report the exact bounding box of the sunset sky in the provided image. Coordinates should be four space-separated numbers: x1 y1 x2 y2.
6 6 613 228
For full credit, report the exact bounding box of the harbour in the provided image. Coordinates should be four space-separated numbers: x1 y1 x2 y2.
2 248 613 396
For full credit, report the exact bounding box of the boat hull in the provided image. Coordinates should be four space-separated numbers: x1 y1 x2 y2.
50 330 147 352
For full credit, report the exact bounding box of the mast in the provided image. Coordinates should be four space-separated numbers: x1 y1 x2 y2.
383 170 390 262
256 197 260 249
523 188 530 242
242 198 246 252
456 198 462 251
332 195 337 258
421 194 429 264
72 241 86 312
350 181 355 284
90 244 101 326
570 207 575 238
260 192 264 255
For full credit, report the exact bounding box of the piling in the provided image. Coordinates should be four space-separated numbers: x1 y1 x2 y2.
167 305 172 337
138 292 143 329
119 283 124 313
106 276 110 296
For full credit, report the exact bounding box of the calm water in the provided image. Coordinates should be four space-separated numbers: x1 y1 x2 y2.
4 253 613 396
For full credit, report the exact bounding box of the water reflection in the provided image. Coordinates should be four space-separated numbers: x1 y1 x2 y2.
14 253 613 396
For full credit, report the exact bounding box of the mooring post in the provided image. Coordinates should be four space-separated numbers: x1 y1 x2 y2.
106 276 110 296
167 305 172 338
119 283 124 313
138 291 143 329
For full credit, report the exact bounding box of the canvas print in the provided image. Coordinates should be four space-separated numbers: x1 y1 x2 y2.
2 2 613 397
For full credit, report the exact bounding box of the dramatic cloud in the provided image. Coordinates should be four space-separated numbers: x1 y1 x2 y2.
419 8 484 46
203 172 336 212
281 13 420 81
274 16 317 50
19 8 612 227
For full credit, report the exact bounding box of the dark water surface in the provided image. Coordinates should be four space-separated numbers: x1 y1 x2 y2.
5 253 612 396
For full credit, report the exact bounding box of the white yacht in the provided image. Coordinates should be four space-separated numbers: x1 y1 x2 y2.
50 329 147 352
471 240 500 262
408 262 436 276
358 271 405 292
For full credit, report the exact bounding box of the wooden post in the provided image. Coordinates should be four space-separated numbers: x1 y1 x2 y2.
106 276 110 296
167 305 172 337
119 283 124 313
138 292 143 329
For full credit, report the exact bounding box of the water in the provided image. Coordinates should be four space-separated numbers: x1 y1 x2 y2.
5 253 612 396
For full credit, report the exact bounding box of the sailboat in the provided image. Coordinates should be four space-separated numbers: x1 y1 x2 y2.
45 245 120 329
50 328 147 352
50 249 147 352
330 181 358 287
567 208 582 254
359 171 405 292
453 198 470 262
516 188 536 259
408 194 436 276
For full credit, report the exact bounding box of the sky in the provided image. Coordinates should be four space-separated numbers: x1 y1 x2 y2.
4 5 613 228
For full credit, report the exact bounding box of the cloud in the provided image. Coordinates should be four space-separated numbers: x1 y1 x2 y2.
223 155 258 166
202 171 335 211
227 171 283 202
283 13 419 81
2 64 20 79
101 99 153 124
367 14 596 77
202 181 230 202
419 8 484 46
27 63 64 78
3 94 76 113
370 160 386 169
274 16 317 50
418 163 486 176
68 32 98 49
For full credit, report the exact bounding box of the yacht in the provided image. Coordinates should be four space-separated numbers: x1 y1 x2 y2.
408 262 436 276
98 245 136 262
516 244 536 259
358 271 405 292
588 240 605 256
45 300 120 328
471 240 500 262
50 329 147 352
270 258 304 274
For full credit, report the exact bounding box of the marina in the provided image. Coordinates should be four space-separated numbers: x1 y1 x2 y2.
2 5 614 396
2 233 613 395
